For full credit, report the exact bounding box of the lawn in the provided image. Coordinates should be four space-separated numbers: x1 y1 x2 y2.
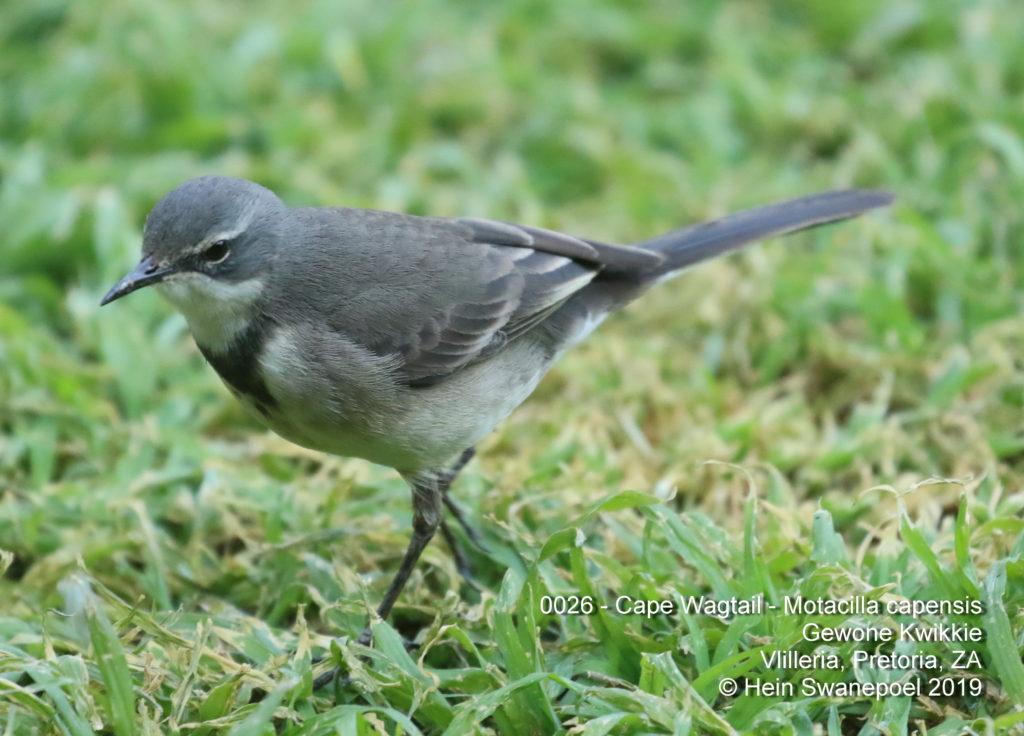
2 0 1023 733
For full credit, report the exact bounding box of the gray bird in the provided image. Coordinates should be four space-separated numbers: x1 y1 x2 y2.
101 176 891 646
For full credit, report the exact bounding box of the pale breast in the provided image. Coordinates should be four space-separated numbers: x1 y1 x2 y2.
253 325 427 469
254 324 555 473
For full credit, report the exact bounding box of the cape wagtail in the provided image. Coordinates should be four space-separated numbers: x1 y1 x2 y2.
101 176 891 655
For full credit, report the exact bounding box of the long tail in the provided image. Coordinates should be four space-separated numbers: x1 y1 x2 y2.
546 188 893 348
635 189 893 276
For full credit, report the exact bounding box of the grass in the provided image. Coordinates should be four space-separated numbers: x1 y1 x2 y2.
2 0 1024 733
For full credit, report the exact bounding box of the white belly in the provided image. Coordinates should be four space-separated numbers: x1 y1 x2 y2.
254 326 551 473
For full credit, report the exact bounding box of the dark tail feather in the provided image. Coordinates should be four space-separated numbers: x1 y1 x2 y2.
637 189 893 275
547 188 893 343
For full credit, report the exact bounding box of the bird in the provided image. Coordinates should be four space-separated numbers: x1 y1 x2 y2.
100 176 891 659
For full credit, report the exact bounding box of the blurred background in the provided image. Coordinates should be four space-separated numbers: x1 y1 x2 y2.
2 0 1023 731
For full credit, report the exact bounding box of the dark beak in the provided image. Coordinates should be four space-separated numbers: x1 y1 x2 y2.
100 255 175 306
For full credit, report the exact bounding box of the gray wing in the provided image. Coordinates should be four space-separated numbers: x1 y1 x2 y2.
290 206 665 388
363 188 889 386
390 218 662 386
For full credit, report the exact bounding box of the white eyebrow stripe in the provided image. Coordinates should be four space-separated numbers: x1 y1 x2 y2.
184 205 258 255
185 230 244 256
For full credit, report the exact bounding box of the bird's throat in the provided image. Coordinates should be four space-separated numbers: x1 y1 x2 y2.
156 273 265 352
156 273 278 414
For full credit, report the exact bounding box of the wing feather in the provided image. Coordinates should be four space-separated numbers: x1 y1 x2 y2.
364 215 653 386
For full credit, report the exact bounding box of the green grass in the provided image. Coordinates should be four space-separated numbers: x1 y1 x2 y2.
2 0 1024 733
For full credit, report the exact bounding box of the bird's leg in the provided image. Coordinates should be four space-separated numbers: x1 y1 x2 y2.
442 494 487 550
373 471 444 623
434 447 488 585
449 446 477 475
316 495 439 688
439 520 475 583
439 447 488 551
314 460 475 689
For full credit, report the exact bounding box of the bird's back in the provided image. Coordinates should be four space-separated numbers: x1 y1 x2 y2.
243 191 890 471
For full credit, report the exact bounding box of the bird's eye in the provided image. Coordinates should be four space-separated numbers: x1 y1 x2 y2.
202 239 231 264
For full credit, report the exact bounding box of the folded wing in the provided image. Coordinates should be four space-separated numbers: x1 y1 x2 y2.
392 218 662 386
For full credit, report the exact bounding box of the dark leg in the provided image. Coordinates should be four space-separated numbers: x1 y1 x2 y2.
443 495 487 549
439 447 488 551
314 472 444 690
433 448 486 584
374 473 444 622
448 447 476 476
313 454 480 691
440 520 476 583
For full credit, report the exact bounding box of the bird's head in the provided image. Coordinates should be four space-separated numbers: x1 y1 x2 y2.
101 176 285 308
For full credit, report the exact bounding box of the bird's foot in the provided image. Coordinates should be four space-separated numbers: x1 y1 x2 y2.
312 667 351 692
311 629 420 691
